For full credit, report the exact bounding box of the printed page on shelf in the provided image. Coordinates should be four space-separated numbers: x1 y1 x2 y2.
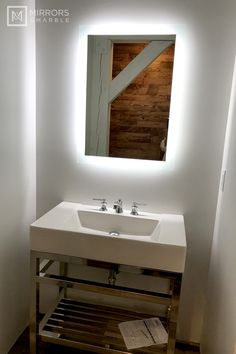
118 317 168 350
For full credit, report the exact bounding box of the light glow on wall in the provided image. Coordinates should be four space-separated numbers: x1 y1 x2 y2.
75 23 187 171
22 6 36 224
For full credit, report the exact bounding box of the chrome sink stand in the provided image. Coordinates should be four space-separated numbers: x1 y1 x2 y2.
30 251 182 354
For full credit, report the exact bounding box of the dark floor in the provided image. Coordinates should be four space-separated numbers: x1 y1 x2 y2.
8 328 79 354
8 328 200 354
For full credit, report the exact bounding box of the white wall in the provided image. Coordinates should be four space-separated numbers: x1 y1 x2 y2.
201 59 236 354
36 0 236 343
0 1 35 353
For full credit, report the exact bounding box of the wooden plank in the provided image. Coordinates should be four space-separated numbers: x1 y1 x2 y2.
108 43 174 160
109 40 173 102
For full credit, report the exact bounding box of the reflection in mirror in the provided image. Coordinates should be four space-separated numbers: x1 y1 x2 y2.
85 35 176 161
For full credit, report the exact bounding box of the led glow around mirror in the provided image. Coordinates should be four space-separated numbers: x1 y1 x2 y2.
75 24 187 170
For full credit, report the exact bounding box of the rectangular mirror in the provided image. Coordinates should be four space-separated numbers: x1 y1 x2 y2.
85 34 176 161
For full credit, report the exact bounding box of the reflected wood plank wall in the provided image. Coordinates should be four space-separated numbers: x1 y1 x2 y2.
109 43 175 160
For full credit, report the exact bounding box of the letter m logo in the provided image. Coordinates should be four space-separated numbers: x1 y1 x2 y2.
7 6 27 26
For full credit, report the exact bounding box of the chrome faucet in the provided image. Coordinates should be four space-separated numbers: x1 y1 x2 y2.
113 198 123 214
130 202 146 215
93 198 108 211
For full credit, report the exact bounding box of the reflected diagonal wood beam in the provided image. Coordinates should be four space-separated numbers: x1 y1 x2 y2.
109 40 174 103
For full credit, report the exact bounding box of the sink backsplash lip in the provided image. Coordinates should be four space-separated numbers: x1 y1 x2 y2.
76 203 162 220
43 201 184 218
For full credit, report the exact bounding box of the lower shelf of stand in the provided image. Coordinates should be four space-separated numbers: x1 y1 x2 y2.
39 298 168 354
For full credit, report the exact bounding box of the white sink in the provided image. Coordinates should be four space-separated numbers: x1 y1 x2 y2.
77 209 159 237
30 202 187 273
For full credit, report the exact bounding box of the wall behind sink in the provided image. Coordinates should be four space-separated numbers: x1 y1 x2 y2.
36 0 236 343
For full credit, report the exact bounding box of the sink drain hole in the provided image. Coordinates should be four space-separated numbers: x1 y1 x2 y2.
109 231 120 236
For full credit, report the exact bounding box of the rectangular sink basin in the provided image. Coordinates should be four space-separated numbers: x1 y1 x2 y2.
30 202 187 273
77 209 159 236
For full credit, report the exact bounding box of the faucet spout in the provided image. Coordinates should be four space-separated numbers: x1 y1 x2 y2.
113 199 123 214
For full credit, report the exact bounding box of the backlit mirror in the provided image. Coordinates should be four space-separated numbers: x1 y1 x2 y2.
85 34 176 161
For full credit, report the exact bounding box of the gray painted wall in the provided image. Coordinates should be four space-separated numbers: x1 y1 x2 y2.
202 59 236 354
0 0 35 353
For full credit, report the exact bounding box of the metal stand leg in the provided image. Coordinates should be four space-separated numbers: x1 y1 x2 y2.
59 262 68 298
167 274 182 354
30 252 39 354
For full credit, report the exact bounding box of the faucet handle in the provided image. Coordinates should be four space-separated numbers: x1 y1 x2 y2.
93 198 107 211
130 202 146 215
